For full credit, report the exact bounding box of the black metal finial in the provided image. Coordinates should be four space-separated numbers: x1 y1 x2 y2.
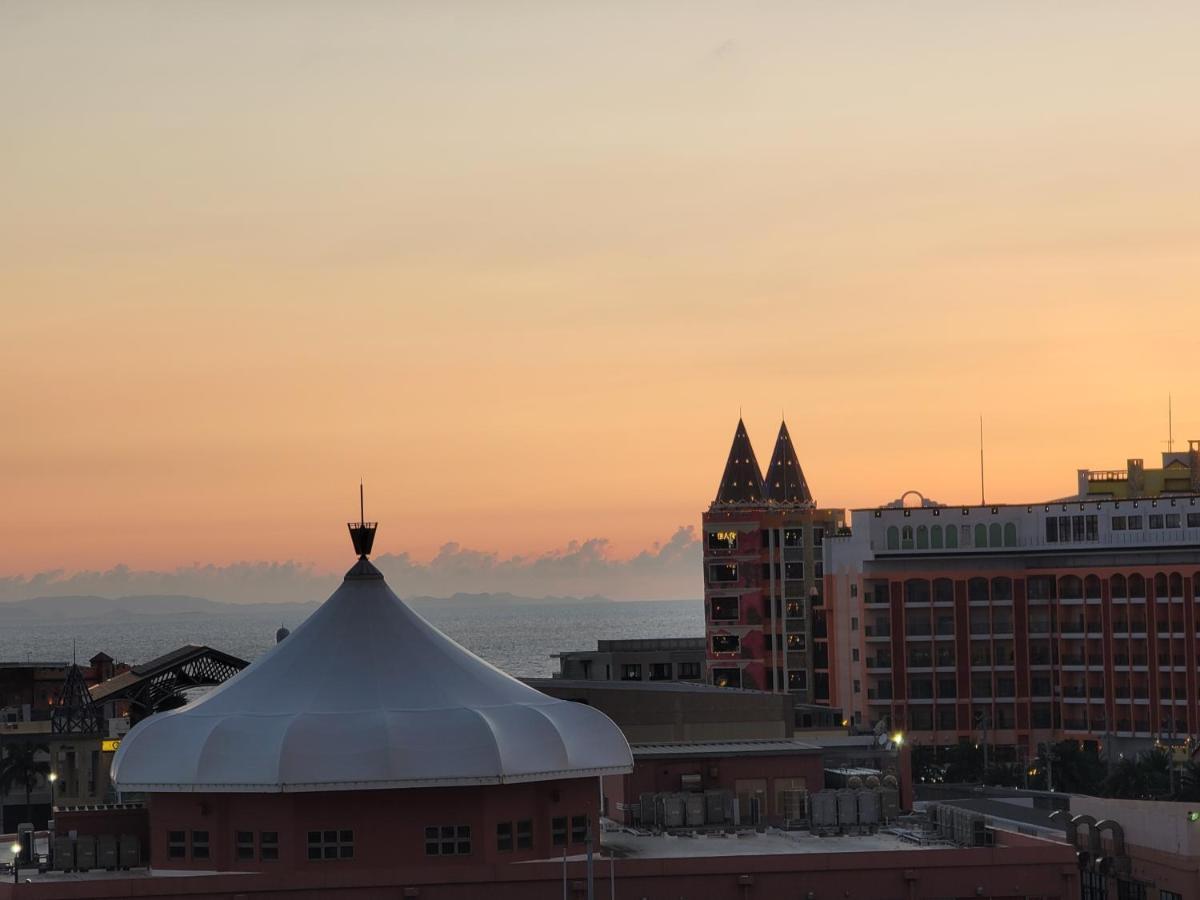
347 481 377 559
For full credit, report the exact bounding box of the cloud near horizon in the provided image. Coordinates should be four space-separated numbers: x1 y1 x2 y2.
0 527 702 605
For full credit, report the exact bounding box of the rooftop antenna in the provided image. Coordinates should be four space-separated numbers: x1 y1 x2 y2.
979 415 986 506
1168 394 1174 453
347 481 377 559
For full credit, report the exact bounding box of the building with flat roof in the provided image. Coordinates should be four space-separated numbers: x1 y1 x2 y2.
703 418 844 704
552 637 704 683
827 492 1200 758
1078 442 1200 500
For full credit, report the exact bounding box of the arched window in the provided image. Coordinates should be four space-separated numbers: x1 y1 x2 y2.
1155 573 1169 600
933 578 954 604
945 526 958 548
901 525 914 549
931 525 943 549
1003 523 1017 547
1059 575 1083 600
905 579 931 604
991 577 1013 603
1169 573 1183 599
1084 575 1102 600
974 524 988 548
989 523 1003 547
1129 573 1146 599
886 526 899 550
968 577 989 604
916 525 929 549
1111 574 1127 598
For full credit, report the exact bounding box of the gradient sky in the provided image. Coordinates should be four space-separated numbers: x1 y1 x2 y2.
3 2 1200 595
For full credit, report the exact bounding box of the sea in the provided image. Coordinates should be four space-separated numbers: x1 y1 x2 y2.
0 600 703 679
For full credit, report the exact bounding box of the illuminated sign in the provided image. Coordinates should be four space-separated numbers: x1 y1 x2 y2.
715 531 738 543
101 739 121 752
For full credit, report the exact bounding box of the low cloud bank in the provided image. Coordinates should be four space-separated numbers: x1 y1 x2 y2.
0 527 702 605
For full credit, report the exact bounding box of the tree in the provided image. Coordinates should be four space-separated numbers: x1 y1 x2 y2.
0 743 51 826
1036 741 1106 795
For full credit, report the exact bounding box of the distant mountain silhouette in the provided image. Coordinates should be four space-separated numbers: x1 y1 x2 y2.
0 591 612 621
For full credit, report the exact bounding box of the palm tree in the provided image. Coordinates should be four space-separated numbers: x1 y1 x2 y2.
0 743 51 826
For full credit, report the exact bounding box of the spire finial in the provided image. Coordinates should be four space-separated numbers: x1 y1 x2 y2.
348 483 377 559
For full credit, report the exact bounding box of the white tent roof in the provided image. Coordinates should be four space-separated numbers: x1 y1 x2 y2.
112 559 633 793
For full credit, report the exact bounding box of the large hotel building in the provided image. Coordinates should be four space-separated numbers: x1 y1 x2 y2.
705 422 1200 758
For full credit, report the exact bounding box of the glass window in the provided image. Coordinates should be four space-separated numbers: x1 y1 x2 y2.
783 528 803 547
930 525 943 548
1188 513 1200 528
945 526 958 548
785 562 804 580
167 831 186 860
191 830 209 860
678 661 701 679
1003 522 1017 546
496 822 513 852
1086 515 1099 541
886 526 899 550
813 528 824 546
1128 515 1144 530
710 596 739 621
989 523 1002 547
1046 517 1059 542
1166 513 1181 528
236 831 255 860
649 662 672 681
424 825 468 856
707 530 738 550
1150 514 1165 529
571 816 589 844
260 832 279 861
709 563 738 583
1072 516 1086 541
916 525 929 549
1112 516 1127 531
620 663 642 680
711 635 739 654
516 820 532 850
974 524 987 547
551 817 567 847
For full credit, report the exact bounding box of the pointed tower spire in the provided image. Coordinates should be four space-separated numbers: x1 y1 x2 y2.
713 418 766 505
764 420 814 506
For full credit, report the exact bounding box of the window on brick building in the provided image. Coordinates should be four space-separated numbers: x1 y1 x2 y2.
424 826 468 857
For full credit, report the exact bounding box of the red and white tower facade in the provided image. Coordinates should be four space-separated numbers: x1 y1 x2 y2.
702 419 844 709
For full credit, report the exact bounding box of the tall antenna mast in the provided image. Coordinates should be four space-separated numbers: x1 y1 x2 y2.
1168 394 1174 453
360 479 365 526
979 416 986 505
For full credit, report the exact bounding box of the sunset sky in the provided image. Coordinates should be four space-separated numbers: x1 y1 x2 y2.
3 3 1199 600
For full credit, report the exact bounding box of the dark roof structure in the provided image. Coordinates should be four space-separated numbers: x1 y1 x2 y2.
52 664 104 735
764 420 814 506
713 418 765 505
90 644 248 725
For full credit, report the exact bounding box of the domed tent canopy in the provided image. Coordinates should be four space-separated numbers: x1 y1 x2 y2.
112 542 633 793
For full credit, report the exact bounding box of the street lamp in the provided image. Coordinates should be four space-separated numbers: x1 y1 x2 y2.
48 771 58 808
10 842 21 884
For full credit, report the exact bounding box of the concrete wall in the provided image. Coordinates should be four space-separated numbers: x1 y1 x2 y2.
1071 796 1200 898
530 680 794 742
0 834 1079 900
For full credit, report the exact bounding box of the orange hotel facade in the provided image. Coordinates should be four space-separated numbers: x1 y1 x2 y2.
826 494 1200 758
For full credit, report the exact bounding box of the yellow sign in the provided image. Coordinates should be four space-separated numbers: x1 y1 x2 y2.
101 739 121 752
716 531 738 543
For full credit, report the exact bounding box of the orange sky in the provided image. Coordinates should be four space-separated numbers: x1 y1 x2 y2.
3 2 1200 580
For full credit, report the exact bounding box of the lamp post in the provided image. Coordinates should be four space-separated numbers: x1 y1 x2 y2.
48 771 57 810
10 842 20 884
